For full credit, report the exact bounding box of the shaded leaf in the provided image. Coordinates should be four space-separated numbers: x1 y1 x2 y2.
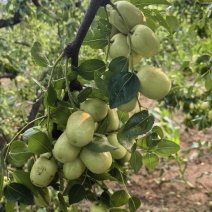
108 57 128 74
94 71 109 97
12 170 38 196
130 151 142 174
132 0 171 8
77 87 93 103
85 134 117 152
68 184 86 204
28 132 53 154
45 84 57 107
4 183 34 205
108 72 140 108
51 106 72 127
122 111 154 136
0 168 3 200
74 59 106 80
22 126 41 142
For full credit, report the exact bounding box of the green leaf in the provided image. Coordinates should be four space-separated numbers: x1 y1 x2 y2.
94 71 109 97
111 190 129 207
83 30 108 49
4 183 34 205
58 193 68 212
131 0 171 8
12 170 38 196
22 126 41 142
53 72 77 89
152 126 164 139
97 18 111 35
0 168 3 200
205 72 212 91
74 59 106 80
8 141 32 167
155 140 180 157
130 151 142 174
108 72 140 108
128 196 141 212
110 209 128 212
68 184 86 204
28 132 53 154
142 153 159 169
51 106 72 127
122 111 154 136
117 126 136 152
88 171 117 181
31 42 50 67
45 84 57 107
137 134 160 151
117 110 129 124
89 88 109 101
166 16 179 34
77 87 93 103
85 134 117 152
5 201 16 212
108 57 128 74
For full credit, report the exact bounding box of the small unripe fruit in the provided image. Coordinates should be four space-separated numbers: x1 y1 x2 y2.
52 132 81 163
107 133 127 159
80 148 112 174
109 33 142 66
129 25 160 57
106 109 119 132
66 111 95 147
63 157 86 180
30 157 57 187
137 65 171 100
109 1 146 34
80 98 108 122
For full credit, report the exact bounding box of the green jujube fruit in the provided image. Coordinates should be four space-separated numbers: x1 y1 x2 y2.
137 65 171 100
106 109 119 132
129 25 160 58
80 98 108 122
109 1 146 34
52 132 81 163
117 97 137 112
66 111 95 147
109 33 142 66
30 157 57 187
107 133 127 159
80 148 112 174
63 157 86 180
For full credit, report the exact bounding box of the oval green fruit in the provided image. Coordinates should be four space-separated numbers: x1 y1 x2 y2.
109 33 142 66
52 132 81 163
137 65 171 100
200 101 211 110
80 148 112 174
90 201 107 212
30 157 57 187
106 109 119 132
129 25 160 57
109 1 146 34
63 157 86 180
66 111 95 147
80 98 108 122
118 97 137 112
119 151 131 164
208 110 212 120
107 133 127 159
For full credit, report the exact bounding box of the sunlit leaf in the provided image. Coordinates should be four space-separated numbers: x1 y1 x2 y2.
28 132 53 154
111 190 129 207
155 140 180 156
31 42 50 67
142 153 159 169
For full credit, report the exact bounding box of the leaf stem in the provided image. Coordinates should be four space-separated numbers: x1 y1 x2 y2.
104 6 111 64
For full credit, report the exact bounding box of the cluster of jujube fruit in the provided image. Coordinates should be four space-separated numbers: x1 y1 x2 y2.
108 1 171 101
30 98 130 189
